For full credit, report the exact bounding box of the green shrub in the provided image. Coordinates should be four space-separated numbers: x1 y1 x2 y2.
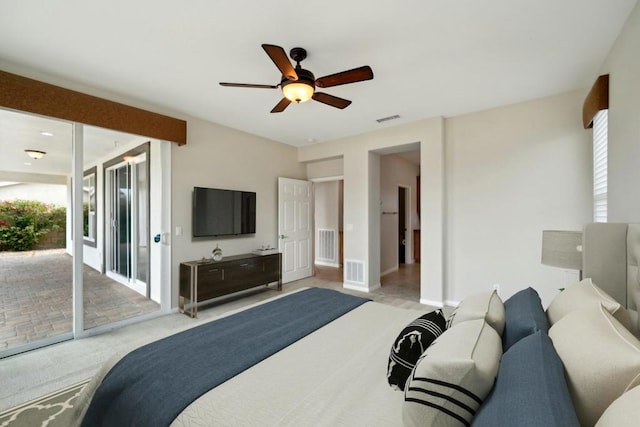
83 202 89 237
0 200 67 251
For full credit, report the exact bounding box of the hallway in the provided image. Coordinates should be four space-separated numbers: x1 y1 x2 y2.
314 263 421 302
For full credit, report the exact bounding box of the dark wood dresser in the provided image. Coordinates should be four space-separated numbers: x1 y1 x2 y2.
179 253 281 318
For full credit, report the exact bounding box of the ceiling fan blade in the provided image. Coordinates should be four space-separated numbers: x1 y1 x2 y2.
262 44 298 81
315 66 374 88
219 82 278 89
312 92 352 109
271 98 292 113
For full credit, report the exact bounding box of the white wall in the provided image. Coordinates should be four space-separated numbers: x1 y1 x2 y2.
601 1 640 222
0 182 66 206
300 92 591 308
380 154 420 274
367 152 381 290
299 117 445 300
307 157 343 180
445 90 592 307
171 118 306 307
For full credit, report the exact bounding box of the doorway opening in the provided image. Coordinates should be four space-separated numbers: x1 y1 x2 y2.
398 186 407 264
312 178 344 282
378 149 420 301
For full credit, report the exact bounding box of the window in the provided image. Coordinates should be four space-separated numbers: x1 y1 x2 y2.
83 166 97 246
593 109 608 222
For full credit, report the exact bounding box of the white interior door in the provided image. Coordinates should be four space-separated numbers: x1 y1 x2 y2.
278 177 313 283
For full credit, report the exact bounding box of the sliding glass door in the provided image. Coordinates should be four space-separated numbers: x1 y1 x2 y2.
135 155 148 286
1 112 168 358
0 108 73 357
105 149 149 297
109 162 131 279
83 138 160 331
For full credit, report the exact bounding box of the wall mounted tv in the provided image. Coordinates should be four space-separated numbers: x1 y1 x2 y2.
192 187 256 237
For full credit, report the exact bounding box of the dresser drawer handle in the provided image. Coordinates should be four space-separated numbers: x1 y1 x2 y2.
205 268 224 279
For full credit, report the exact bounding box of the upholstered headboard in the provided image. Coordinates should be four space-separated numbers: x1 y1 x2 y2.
582 223 640 333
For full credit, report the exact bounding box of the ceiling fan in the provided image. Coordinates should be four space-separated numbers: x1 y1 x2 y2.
219 44 374 113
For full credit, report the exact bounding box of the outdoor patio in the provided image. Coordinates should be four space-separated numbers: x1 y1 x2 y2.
0 249 159 351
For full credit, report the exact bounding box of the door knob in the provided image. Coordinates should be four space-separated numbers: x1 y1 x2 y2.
279 234 288 239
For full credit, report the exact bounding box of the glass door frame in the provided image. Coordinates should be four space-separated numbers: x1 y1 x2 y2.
72 123 84 335
1 120 170 358
103 143 151 297
74 133 166 339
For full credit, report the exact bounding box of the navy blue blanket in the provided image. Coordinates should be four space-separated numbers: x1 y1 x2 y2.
82 288 369 427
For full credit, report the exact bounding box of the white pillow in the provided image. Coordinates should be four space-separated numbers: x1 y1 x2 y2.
549 304 640 426
403 319 502 427
596 385 640 427
447 290 505 335
546 278 632 330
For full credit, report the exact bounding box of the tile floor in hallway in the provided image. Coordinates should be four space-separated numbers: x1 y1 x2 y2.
315 262 423 305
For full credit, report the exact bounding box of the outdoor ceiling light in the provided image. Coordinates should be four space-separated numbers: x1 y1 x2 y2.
25 149 46 160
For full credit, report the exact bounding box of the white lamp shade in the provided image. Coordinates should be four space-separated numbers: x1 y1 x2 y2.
541 230 583 270
282 82 314 103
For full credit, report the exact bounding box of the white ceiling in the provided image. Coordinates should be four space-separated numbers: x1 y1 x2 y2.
0 0 637 150
0 108 149 177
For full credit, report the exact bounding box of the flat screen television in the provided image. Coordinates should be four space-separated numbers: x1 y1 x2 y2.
192 187 256 237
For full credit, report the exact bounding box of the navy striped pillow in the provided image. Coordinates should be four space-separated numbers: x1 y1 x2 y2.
387 310 446 390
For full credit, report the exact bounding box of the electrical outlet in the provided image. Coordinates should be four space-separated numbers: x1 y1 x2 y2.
492 284 500 295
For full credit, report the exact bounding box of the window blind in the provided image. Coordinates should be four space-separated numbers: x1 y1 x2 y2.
593 109 608 222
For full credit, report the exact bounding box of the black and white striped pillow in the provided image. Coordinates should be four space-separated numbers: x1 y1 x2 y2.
387 310 446 390
403 319 502 427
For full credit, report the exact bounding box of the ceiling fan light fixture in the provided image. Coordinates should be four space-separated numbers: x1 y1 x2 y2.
220 44 373 112
282 81 314 103
25 149 46 159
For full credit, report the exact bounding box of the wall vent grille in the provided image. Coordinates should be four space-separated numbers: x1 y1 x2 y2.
317 229 336 263
345 259 365 284
376 114 400 123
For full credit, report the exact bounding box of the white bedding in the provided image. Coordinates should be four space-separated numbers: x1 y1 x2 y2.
171 301 424 426
72 294 426 426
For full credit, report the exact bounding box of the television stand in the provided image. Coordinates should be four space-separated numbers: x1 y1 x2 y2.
178 253 281 318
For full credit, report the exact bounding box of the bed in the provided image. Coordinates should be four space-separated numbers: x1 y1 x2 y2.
71 223 640 427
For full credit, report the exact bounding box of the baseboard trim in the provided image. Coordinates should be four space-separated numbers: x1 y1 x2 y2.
315 261 340 268
420 298 444 308
343 282 381 293
380 266 398 277
445 299 461 307
369 282 381 292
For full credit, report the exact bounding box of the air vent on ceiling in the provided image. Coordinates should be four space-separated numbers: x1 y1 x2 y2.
376 114 400 123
